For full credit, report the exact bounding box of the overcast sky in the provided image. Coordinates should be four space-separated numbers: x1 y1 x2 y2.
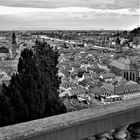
0 0 139 30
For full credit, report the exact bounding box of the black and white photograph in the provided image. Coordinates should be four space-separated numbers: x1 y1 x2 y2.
0 0 140 140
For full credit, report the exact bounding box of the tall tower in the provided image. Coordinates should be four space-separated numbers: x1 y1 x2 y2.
115 32 123 58
11 31 17 58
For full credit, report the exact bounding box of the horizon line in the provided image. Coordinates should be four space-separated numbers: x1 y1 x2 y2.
0 28 133 32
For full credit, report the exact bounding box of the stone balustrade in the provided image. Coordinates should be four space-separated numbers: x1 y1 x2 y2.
0 97 140 140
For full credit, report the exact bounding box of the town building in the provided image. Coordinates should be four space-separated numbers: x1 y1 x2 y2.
10 31 17 59
115 84 140 100
0 46 10 60
114 35 123 58
110 57 139 82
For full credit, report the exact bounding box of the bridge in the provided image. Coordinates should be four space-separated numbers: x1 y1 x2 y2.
0 97 140 140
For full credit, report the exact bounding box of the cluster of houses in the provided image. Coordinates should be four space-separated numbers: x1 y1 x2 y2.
57 38 140 105
0 30 139 106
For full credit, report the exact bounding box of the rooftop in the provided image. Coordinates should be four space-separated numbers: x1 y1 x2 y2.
111 57 137 71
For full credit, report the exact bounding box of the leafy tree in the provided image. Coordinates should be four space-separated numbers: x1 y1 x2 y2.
128 27 140 41
63 97 96 112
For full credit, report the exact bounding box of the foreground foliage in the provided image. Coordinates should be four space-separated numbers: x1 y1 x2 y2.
0 41 66 127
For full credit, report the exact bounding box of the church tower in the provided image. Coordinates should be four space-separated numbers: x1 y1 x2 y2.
115 33 123 58
11 31 17 59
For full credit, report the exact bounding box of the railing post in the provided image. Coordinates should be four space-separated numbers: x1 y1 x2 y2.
95 132 109 140
129 122 140 140
112 127 127 140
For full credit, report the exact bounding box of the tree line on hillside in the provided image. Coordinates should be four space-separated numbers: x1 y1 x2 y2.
0 41 67 127
128 27 140 45
129 27 140 38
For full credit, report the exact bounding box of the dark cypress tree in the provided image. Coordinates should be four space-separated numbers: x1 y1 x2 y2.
1 48 46 125
0 86 14 127
15 48 45 120
1 42 66 127
34 41 66 116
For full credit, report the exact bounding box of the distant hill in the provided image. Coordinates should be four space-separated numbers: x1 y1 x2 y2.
128 27 140 39
130 27 140 36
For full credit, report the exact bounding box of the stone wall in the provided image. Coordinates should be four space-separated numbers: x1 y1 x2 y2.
0 97 140 140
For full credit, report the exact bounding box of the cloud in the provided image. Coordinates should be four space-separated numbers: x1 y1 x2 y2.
0 4 139 30
0 6 92 15
0 0 139 9
113 0 139 9
0 5 139 16
0 13 138 30
92 8 140 16
70 14 95 20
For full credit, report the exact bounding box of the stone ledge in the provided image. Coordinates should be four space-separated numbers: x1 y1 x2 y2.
0 97 140 140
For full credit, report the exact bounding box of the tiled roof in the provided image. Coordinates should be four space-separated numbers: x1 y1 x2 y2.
99 73 115 79
90 87 112 96
78 79 91 87
87 67 95 71
101 83 114 92
111 58 137 71
125 80 137 85
116 84 140 95
68 88 87 96
71 74 77 79
71 63 81 68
